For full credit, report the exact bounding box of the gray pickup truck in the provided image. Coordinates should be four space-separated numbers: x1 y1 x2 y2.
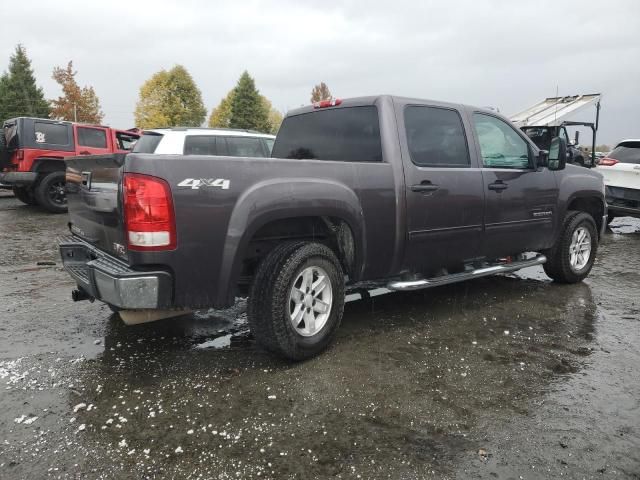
59 95 607 360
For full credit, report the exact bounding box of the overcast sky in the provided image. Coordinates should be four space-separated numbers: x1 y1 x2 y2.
2 0 638 145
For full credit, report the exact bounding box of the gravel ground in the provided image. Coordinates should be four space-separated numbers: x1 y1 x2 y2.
0 193 639 479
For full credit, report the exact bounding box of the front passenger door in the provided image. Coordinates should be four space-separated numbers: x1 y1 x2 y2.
472 112 558 258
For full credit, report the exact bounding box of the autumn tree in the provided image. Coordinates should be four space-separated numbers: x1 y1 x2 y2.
134 65 206 128
209 84 282 134
50 61 103 123
0 45 50 124
310 82 332 103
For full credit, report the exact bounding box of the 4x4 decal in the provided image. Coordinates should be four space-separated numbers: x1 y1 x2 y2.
177 178 230 190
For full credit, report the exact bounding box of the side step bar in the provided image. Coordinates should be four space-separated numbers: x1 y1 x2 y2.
387 254 547 292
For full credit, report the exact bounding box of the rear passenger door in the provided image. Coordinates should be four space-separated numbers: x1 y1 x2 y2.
399 103 485 272
470 112 558 257
75 126 111 155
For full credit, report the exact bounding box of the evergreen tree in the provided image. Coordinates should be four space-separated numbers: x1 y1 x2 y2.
134 65 206 128
210 85 282 134
229 71 268 131
0 44 50 124
51 61 104 123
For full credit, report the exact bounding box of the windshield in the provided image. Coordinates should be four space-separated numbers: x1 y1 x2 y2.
609 142 640 164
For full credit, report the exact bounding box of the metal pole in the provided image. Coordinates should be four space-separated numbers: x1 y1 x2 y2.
73 103 77 122
591 101 600 166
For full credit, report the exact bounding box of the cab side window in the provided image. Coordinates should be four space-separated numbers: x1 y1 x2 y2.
473 113 530 169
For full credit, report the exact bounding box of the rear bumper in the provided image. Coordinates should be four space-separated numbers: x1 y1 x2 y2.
606 185 640 218
0 171 38 186
58 235 173 309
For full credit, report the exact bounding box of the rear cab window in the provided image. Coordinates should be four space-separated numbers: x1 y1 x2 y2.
115 132 139 151
609 142 640 164
272 106 382 162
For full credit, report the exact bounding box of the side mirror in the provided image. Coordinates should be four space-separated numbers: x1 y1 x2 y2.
548 136 567 171
574 131 580 145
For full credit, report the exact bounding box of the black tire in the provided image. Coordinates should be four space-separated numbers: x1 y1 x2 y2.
12 186 37 205
107 304 121 313
543 211 598 283
35 171 67 213
248 242 345 361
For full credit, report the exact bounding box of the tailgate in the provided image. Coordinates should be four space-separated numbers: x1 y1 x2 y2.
65 154 128 259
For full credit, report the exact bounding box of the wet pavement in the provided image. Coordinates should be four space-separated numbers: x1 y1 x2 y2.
1 192 639 479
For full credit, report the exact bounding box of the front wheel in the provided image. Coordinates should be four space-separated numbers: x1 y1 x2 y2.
543 211 598 283
35 171 67 213
248 242 345 360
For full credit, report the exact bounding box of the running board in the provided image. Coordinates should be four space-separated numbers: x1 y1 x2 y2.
387 254 547 292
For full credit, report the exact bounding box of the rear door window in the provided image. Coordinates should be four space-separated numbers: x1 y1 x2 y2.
272 106 383 162
34 121 69 145
404 106 470 167
77 127 107 148
224 136 266 157
609 143 640 164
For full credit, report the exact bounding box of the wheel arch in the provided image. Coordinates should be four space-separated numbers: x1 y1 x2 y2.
215 178 366 306
566 195 605 237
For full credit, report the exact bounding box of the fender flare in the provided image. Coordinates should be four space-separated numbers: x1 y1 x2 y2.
216 178 366 305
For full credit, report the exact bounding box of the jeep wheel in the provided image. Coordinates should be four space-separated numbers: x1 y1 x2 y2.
543 211 598 283
12 186 37 206
248 242 345 360
35 171 67 213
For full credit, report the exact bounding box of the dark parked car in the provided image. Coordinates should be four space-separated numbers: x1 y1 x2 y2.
59 95 607 360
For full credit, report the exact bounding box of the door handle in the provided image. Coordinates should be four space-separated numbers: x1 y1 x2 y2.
411 181 439 193
79 151 91 155
488 181 508 191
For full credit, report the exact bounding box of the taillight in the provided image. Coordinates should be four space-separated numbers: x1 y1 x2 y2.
598 157 618 166
123 173 176 251
313 98 343 109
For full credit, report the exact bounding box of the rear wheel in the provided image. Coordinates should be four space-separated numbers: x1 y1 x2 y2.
35 171 67 213
12 186 37 205
543 211 597 283
248 242 345 360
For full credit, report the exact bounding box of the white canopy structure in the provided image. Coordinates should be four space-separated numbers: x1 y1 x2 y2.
510 93 601 127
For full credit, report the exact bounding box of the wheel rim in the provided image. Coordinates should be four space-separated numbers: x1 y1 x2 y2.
569 226 591 271
288 266 333 337
48 181 67 206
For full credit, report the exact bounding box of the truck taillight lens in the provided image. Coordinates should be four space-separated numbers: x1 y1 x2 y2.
598 158 618 166
123 173 176 251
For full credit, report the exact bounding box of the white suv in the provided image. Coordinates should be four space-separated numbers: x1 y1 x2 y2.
596 139 640 222
133 128 276 157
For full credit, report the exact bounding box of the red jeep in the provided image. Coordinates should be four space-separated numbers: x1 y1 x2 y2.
0 117 139 213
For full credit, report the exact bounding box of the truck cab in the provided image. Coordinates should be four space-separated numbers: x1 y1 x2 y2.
0 117 139 212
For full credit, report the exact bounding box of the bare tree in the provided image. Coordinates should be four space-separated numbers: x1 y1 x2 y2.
310 82 332 103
